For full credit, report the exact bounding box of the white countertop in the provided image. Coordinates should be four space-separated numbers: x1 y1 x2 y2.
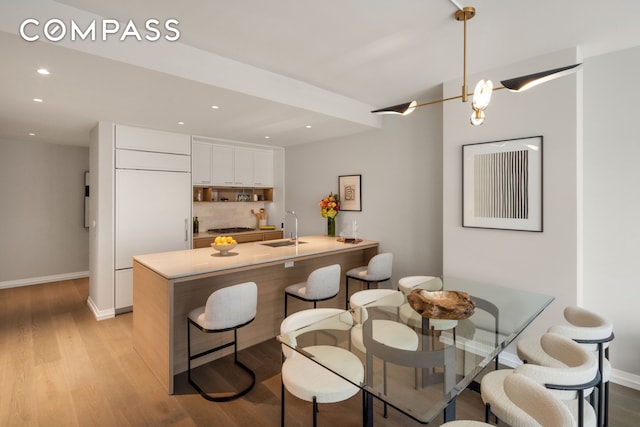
133 235 378 280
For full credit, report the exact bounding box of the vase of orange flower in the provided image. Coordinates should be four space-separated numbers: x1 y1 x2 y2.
319 192 340 237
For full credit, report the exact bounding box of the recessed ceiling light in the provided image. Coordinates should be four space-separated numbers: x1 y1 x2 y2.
33 98 43 103
264 136 270 139
211 105 219 109
305 125 312 129
29 132 36 136
177 121 185 125
37 68 50 75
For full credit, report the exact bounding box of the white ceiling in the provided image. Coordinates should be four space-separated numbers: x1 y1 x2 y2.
1 0 639 147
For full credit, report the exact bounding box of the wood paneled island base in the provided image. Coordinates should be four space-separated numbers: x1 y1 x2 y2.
132 235 379 394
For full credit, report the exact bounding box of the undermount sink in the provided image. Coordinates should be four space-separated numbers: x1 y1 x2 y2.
261 240 307 247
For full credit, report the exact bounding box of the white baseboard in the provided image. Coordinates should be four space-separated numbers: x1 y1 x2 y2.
0 271 89 289
87 296 115 321
611 369 640 391
497 349 522 368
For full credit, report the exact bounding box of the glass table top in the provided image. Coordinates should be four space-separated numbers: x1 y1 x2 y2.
277 276 554 424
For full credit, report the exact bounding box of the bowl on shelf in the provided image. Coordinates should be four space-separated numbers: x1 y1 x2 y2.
211 242 237 256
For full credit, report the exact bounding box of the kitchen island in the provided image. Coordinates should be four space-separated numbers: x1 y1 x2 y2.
132 235 379 394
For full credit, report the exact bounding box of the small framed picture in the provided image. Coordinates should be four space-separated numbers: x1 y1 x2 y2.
339 174 362 211
462 136 543 232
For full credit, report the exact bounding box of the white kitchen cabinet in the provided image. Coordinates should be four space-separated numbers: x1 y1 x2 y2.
192 141 213 184
191 140 275 188
233 147 254 185
211 144 234 186
116 124 190 155
253 149 274 187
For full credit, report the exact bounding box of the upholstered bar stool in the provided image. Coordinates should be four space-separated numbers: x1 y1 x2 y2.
187 281 258 401
284 264 341 316
345 252 393 309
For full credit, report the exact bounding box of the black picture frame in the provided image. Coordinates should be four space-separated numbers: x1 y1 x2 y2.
462 136 543 232
339 174 362 211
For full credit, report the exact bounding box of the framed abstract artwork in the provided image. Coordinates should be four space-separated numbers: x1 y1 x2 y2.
462 136 543 232
339 174 362 211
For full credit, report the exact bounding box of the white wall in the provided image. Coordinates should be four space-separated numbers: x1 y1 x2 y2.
442 49 582 359
88 122 115 319
583 46 640 384
0 138 89 287
284 105 444 283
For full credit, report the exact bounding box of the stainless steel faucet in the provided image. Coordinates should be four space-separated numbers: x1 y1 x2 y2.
284 210 298 242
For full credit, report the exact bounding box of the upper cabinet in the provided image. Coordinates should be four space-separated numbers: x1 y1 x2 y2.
116 125 190 155
192 141 213 184
253 149 274 187
211 144 234 185
232 147 253 186
192 139 274 188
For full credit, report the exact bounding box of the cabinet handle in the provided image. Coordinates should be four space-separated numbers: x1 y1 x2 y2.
184 218 188 242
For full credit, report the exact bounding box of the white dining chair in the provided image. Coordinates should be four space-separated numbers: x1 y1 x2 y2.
279 308 364 427
517 305 614 427
482 333 599 427
349 288 419 418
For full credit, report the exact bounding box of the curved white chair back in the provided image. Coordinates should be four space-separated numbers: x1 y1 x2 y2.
504 373 577 427
515 333 598 401
304 264 341 300
200 282 257 330
350 289 404 324
549 305 613 352
398 275 442 293
364 252 393 279
280 308 353 359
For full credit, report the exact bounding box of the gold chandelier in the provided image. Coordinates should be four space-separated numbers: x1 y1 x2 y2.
371 6 582 126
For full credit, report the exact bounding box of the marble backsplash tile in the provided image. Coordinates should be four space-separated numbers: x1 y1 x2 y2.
193 201 267 231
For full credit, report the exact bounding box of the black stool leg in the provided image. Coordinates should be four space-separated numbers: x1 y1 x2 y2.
312 396 318 427
281 380 286 427
284 293 288 317
345 277 350 309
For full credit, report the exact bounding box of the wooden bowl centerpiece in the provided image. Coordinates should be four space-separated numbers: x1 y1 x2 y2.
406 289 475 320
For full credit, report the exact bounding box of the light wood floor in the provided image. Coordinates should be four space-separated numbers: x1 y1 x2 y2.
1 278 638 426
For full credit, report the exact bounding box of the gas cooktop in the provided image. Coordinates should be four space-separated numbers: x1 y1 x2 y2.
208 227 256 233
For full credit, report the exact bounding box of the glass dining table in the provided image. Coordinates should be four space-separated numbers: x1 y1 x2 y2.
276 276 554 426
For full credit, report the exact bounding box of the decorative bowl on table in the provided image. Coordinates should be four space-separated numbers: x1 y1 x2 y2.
406 289 475 320
211 236 237 256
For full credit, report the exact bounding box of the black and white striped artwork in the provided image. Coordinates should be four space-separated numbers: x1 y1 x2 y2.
474 150 528 219
463 136 543 231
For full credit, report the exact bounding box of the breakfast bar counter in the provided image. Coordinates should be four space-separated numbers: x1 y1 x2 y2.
132 235 379 394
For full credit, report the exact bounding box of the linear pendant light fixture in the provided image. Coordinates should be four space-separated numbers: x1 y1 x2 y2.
371 5 582 125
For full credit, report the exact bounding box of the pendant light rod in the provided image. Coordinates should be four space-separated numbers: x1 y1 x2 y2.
455 7 475 103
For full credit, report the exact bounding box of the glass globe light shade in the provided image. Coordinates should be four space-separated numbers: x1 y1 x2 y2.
472 79 493 111
470 110 485 126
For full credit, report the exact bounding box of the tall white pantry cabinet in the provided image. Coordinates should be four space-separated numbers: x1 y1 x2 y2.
114 125 192 312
